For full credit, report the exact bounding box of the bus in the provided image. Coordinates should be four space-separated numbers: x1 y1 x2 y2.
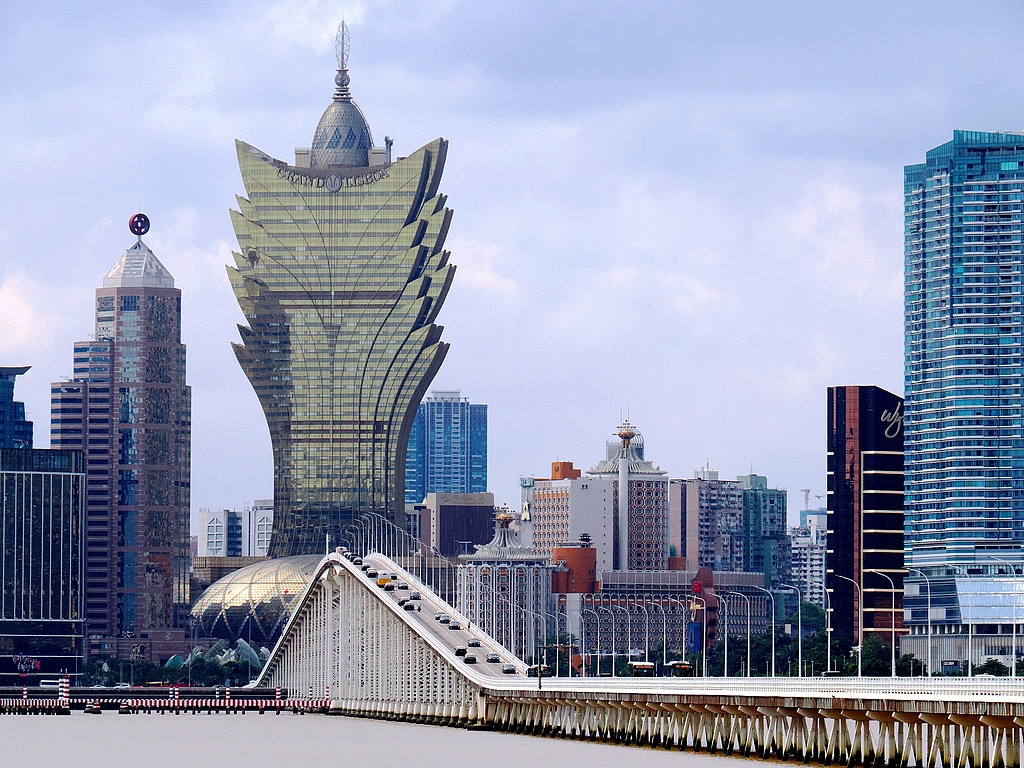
627 661 656 677
666 660 691 677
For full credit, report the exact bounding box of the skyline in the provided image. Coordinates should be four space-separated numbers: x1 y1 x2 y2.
4 3 1024 521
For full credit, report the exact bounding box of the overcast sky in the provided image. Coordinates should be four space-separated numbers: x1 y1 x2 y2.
3 1 1024 528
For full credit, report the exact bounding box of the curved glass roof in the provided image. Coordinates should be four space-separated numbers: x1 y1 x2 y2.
190 555 320 645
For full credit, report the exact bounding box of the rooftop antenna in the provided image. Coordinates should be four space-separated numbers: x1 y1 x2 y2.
801 488 811 510
333 20 352 101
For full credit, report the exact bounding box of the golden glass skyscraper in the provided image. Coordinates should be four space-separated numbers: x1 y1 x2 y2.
227 25 454 556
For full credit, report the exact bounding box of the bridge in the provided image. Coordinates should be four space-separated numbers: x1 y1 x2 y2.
258 550 1024 767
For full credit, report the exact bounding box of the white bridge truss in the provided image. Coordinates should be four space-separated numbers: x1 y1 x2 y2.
259 551 1024 767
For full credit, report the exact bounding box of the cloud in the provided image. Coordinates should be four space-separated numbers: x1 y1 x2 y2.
446 235 518 299
0 274 91 356
778 177 903 299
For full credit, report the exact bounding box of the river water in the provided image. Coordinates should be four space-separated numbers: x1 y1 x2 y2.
1 711 749 768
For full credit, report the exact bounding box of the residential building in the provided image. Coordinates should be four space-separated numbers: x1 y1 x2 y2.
790 515 827 608
739 474 790 590
0 448 85 684
456 512 553 661
418 492 495 557
405 389 487 504
902 131 1024 669
227 23 453 555
198 501 274 558
827 385 904 645
51 227 191 662
0 367 32 449
678 469 745 573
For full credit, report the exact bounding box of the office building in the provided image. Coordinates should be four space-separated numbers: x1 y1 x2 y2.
0 448 85 684
198 501 274 558
739 474 790 590
827 385 904 644
51 226 191 662
902 131 1024 668
0 367 32 449
405 389 487 504
417 492 495 557
227 23 454 556
456 512 553 661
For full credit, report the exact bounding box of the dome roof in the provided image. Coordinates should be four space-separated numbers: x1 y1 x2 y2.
190 555 320 645
103 239 174 288
309 23 373 167
310 100 373 167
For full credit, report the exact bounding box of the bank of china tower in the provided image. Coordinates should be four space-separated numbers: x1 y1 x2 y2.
227 26 454 556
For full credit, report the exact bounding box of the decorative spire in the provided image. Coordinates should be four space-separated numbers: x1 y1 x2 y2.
333 21 352 102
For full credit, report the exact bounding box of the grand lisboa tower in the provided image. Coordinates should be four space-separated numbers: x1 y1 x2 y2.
227 23 454 557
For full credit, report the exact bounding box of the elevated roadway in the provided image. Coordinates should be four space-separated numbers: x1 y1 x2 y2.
257 551 1024 767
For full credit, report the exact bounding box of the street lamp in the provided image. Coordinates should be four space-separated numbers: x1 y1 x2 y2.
690 595 708 677
581 605 601 677
632 600 651 663
832 572 862 677
866 569 898 677
595 604 616 676
642 597 668 670
780 583 803 676
820 583 832 674
750 585 776 676
719 593 729 677
610 602 631 675
723 591 751 677
905 567 933 677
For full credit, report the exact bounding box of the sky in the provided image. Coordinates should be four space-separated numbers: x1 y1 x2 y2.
2 0 1024 528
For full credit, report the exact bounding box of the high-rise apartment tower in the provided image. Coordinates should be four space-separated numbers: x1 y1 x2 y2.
405 389 486 504
227 23 454 555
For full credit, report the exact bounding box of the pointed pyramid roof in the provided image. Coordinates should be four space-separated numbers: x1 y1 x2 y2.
103 239 175 288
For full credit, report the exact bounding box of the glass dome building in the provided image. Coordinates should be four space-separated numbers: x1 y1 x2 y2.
190 555 320 645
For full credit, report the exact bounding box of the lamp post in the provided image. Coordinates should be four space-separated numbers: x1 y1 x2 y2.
833 573 863 677
633 600 651 663
750 585 776 676
610 602 631 675
723 591 752 677
905 567 933 677
821 583 832 674
581 605 601 677
595 604 616 676
664 597 688 668
984 556 1019 677
719 594 728 677
867 569 898 677
780 583 803 676
691 595 708 677
643 598 668 670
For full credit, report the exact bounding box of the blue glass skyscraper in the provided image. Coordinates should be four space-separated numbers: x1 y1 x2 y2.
405 390 487 504
904 130 1024 571
0 367 32 449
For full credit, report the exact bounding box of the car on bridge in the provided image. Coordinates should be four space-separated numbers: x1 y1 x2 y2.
409 592 421 600
463 654 477 664
454 646 468 656
486 653 501 663
467 638 481 647
435 613 449 623
447 621 461 630
501 664 517 674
